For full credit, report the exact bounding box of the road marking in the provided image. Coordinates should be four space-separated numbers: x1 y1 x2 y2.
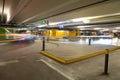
0 43 8 45
0 60 19 66
40 59 74 80
40 51 66 63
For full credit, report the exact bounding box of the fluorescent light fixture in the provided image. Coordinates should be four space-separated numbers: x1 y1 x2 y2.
49 21 67 26
17 28 27 30
38 29 44 31
104 29 109 31
49 22 62 25
115 27 120 29
77 26 91 28
38 25 47 27
101 28 110 31
71 13 120 23
94 28 103 30
4 8 11 22
112 30 118 32
72 18 86 22
0 7 2 13
83 19 90 23
71 17 91 23
80 28 86 30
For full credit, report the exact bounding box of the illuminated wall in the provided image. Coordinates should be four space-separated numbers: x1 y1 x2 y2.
45 30 50 36
48 29 69 38
69 30 77 37
56 30 69 37
50 29 56 38
45 29 81 38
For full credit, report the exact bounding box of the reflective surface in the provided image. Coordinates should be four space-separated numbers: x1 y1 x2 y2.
53 38 120 46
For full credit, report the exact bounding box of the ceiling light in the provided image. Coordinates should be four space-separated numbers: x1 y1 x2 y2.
115 27 120 29
112 30 118 32
83 19 90 23
71 17 91 23
101 28 110 31
77 26 91 28
71 13 120 23
38 25 47 27
80 28 85 30
71 18 88 22
94 28 103 30
49 22 62 25
4 8 11 22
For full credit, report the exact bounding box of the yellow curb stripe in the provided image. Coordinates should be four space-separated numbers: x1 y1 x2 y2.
108 46 120 52
65 50 106 64
40 51 66 64
47 41 59 46
40 46 120 64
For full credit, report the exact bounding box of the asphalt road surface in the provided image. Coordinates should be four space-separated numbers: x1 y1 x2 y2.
0 40 68 80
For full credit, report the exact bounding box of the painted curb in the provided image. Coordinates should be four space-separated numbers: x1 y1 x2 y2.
40 46 120 64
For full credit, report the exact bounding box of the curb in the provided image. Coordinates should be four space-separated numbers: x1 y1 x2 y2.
40 46 120 64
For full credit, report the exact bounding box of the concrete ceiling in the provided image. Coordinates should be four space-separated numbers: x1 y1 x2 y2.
0 0 20 23
0 0 120 31
46 0 120 23
10 0 106 24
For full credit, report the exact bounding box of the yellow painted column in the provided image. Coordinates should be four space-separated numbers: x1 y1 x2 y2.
45 30 50 36
76 30 80 36
69 30 80 41
50 29 57 39
69 30 77 37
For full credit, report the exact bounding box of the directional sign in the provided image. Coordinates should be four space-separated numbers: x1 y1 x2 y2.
40 19 48 24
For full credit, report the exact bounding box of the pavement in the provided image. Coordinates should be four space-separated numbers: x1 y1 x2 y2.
0 40 68 80
0 39 120 80
40 49 120 80
44 43 115 60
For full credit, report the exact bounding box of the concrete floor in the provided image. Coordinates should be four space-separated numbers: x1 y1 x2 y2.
40 49 120 80
45 43 115 60
0 39 120 80
0 40 68 80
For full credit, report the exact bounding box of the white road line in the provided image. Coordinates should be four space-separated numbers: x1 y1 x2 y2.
40 59 74 80
0 60 19 66
0 43 8 45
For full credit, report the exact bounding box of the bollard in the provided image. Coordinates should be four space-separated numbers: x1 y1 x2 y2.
104 49 109 74
42 37 45 51
89 38 91 45
47 36 49 42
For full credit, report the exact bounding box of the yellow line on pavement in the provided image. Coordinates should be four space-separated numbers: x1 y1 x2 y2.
40 51 66 64
108 46 120 52
40 46 120 64
66 50 106 64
